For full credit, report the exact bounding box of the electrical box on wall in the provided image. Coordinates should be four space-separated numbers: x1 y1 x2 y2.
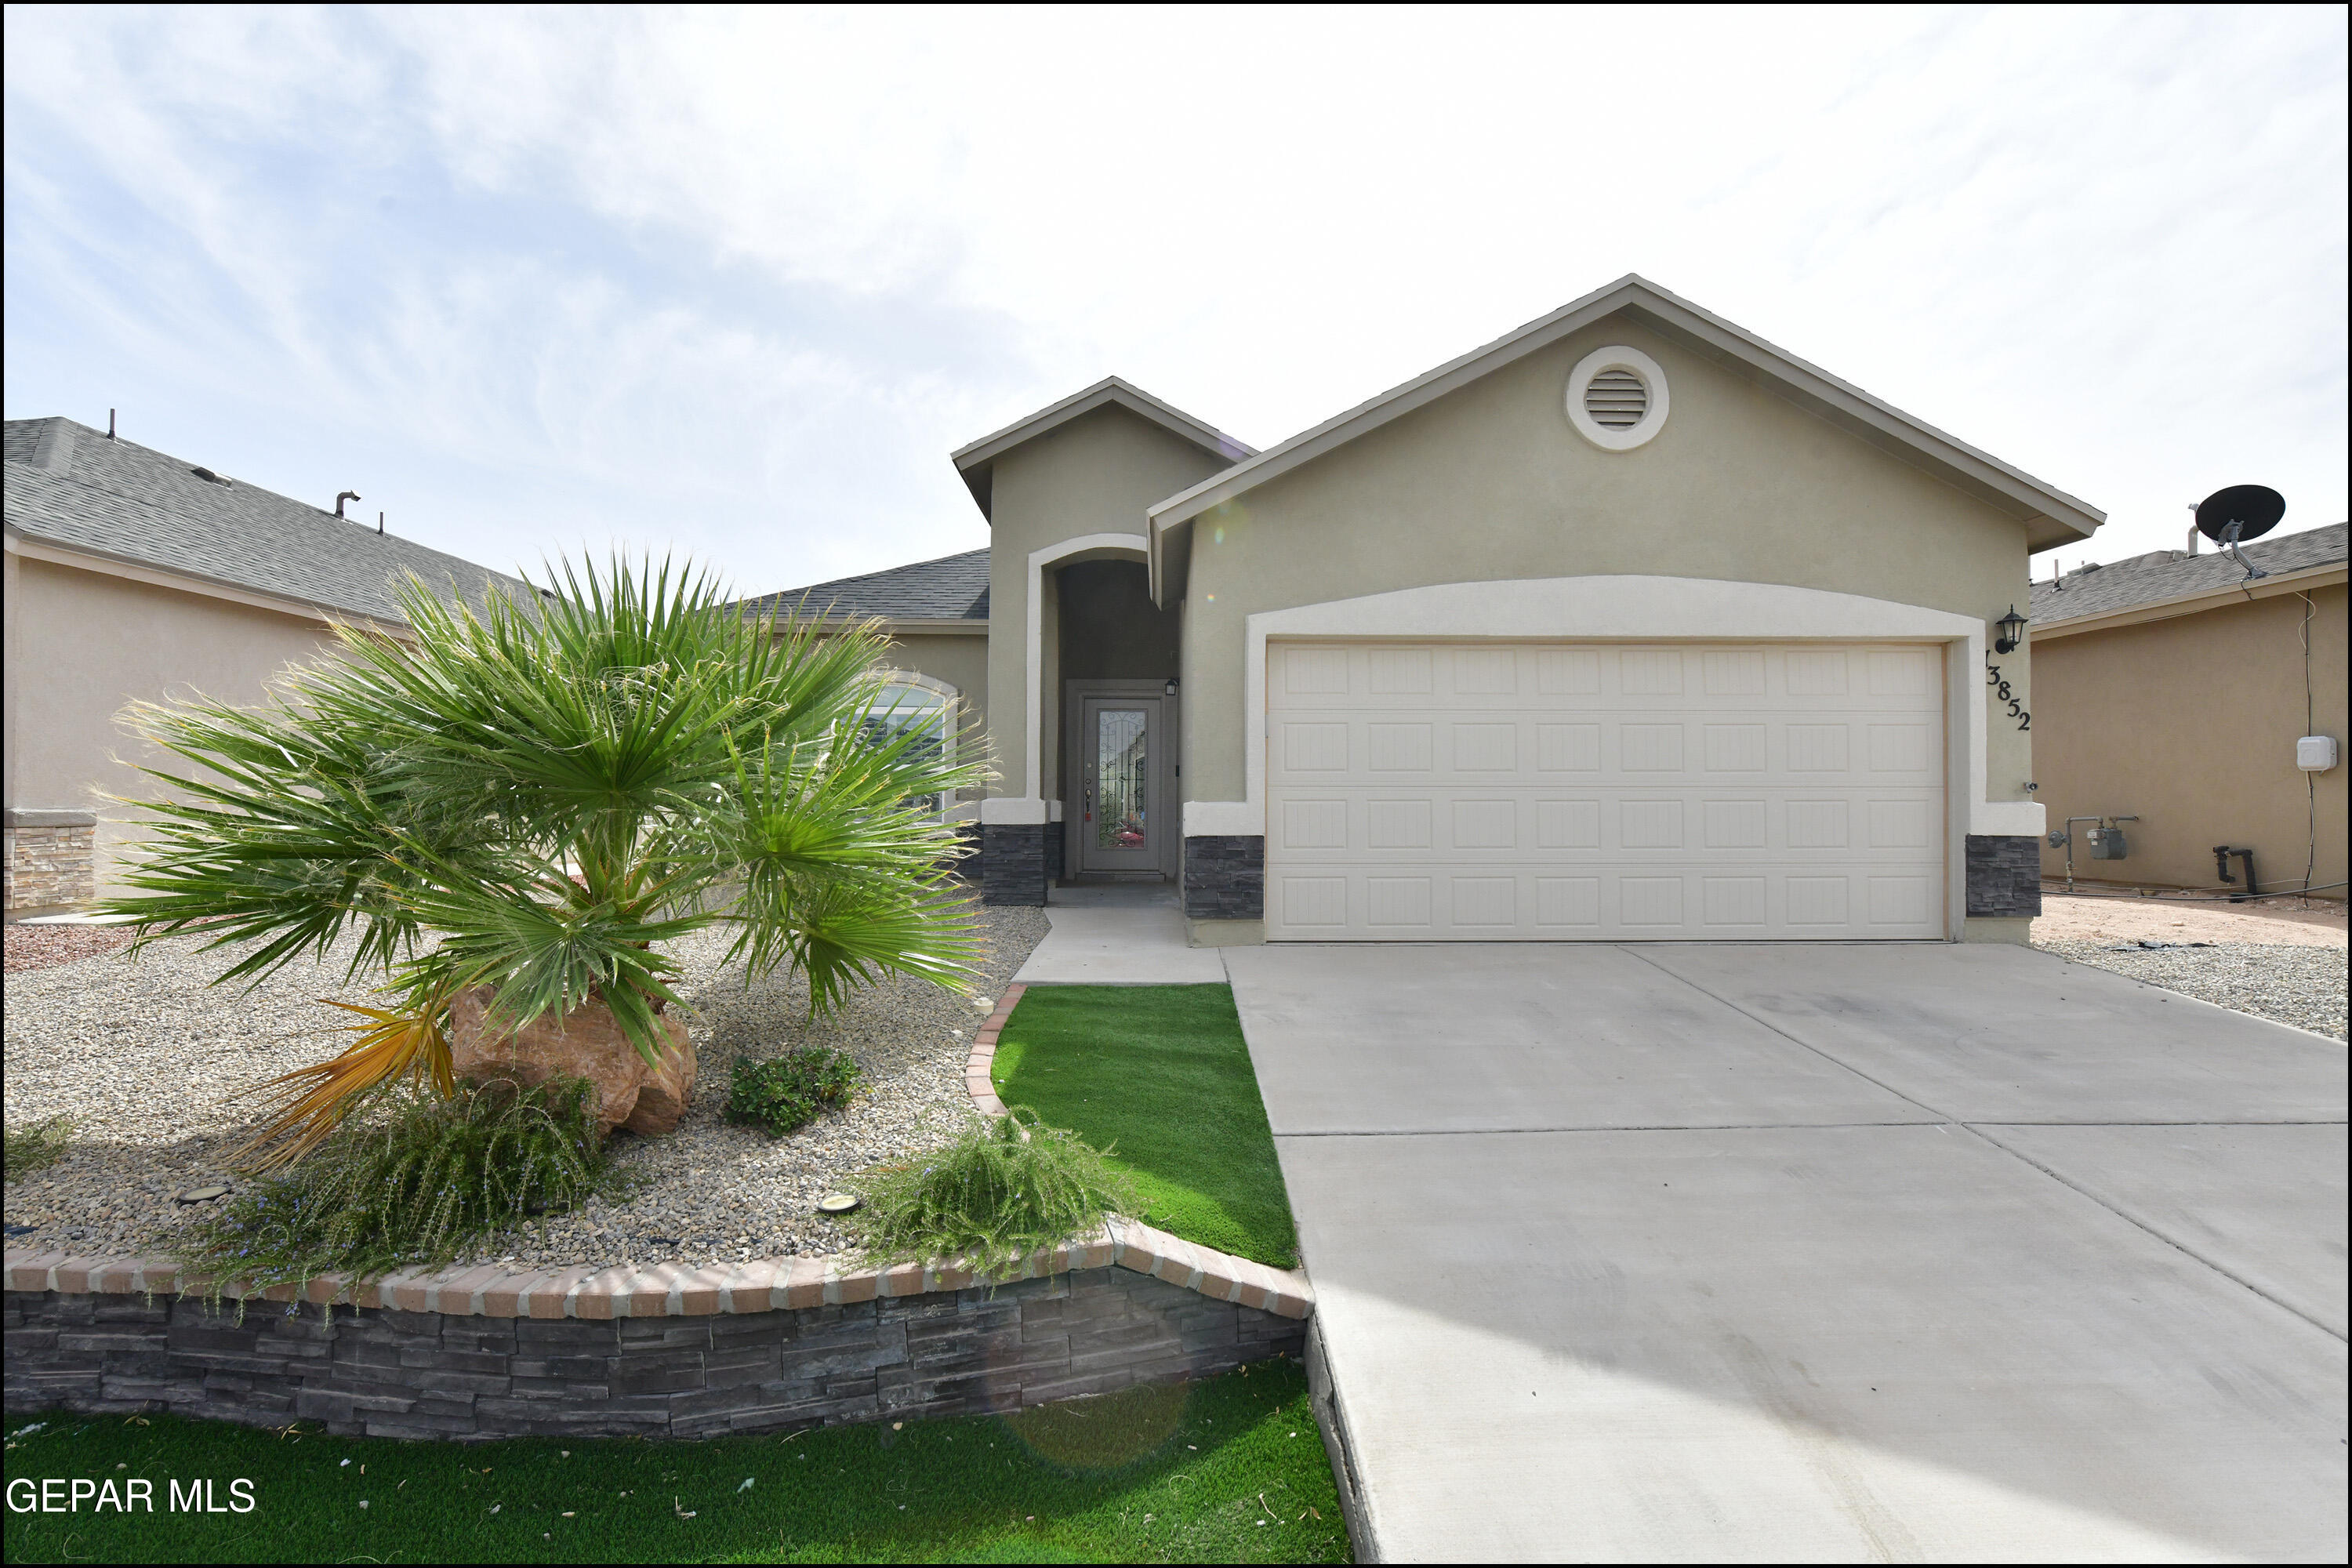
2298 735 2339 772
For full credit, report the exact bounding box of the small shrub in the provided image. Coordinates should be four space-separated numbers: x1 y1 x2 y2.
724 1047 862 1136
3 1116 74 1183
848 1109 1140 1280
176 1078 626 1299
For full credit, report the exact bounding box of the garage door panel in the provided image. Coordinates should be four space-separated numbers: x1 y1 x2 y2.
1269 790 1942 860
1274 646 1947 712
1268 866 1939 939
1272 720 1940 786
1265 641 1947 941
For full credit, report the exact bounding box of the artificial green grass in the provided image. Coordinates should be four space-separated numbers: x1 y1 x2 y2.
991 985 1298 1269
1 1358 1348 1565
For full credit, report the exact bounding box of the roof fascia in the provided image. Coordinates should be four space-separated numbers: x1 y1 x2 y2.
2031 561 2346 641
4 526 412 636
866 617 989 635
742 609 986 634
1145 275 2106 552
950 377 1253 521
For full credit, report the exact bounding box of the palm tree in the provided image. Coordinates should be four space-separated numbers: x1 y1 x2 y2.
100 556 983 1167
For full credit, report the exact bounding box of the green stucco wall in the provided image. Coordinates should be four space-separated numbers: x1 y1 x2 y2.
1175 318 2042 807
983 405 1234 801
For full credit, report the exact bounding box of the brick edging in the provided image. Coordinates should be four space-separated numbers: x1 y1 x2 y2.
962 981 1316 1314
964 981 1023 1117
0 1209 1309 1323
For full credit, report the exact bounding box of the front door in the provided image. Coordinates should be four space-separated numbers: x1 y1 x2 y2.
1077 695 1161 874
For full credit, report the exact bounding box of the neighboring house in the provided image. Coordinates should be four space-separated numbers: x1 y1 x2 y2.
3 416 532 915
753 274 2103 946
2027 521 2347 898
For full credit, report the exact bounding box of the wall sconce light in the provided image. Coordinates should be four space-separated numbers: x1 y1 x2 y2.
1993 605 2027 655
1163 677 1180 697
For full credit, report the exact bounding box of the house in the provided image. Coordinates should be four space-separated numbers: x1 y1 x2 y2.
3 416 530 915
755 274 2103 945
2027 521 2346 898
736 546 990 826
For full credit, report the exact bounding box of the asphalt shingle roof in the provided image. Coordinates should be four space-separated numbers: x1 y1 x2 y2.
738 547 990 622
4 416 532 623
2031 523 2347 626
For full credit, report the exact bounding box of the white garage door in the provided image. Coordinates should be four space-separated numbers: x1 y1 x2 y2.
1264 641 1946 941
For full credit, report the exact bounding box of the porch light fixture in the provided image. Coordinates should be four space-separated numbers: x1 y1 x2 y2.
1163 677 1179 697
1993 605 2027 655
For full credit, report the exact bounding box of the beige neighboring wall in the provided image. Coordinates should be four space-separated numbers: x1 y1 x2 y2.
4 551 344 893
1177 318 2042 807
984 405 1235 803
2031 583 2347 897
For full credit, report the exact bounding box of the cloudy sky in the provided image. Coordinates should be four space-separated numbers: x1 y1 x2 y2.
5 5 2344 596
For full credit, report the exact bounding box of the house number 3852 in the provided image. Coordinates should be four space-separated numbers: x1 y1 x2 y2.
1984 653 2030 731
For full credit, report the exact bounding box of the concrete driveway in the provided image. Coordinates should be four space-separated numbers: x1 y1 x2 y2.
1224 942 2347 1563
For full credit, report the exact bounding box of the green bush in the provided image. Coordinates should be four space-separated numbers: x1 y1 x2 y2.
848 1109 1139 1279
724 1047 863 1135
3 1115 74 1183
176 1078 626 1298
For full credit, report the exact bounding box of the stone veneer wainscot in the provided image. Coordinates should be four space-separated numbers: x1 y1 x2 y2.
980 822 1047 906
4 808 96 913
1965 834 2044 919
1181 835 1264 921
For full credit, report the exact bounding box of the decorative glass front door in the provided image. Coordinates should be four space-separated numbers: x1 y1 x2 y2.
1078 697 1159 873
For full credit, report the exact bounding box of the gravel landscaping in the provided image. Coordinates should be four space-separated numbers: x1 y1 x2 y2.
2031 891 2348 1042
2 905 1047 1271
4 923 134 973
2034 940 2347 1042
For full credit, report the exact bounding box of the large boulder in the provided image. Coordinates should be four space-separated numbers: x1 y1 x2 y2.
448 988 698 1137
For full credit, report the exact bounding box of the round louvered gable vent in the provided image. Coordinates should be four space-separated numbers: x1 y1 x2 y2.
1583 368 1648 430
1565 347 1669 451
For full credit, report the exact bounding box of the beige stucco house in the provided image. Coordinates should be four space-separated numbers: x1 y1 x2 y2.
3 416 528 915
756 274 2104 945
2027 522 2346 898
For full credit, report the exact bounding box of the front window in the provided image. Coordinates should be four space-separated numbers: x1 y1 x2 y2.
858 683 952 818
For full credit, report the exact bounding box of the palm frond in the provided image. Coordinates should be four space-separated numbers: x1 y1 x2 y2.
227 996 456 1171
100 551 990 1157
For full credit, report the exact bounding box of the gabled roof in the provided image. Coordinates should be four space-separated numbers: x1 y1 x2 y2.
2030 522 2345 632
738 546 990 625
4 416 532 624
950 376 1252 521
1145 274 2107 554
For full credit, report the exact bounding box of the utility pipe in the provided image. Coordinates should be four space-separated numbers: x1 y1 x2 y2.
2051 815 2139 891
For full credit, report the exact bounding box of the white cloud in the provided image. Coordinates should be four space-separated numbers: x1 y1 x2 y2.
5 4 2344 593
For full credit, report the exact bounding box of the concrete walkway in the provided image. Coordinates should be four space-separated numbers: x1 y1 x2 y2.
1010 883 1229 985
1225 942 2347 1563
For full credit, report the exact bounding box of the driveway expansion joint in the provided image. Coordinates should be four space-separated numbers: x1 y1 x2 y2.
1617 944 2348 1339
1221 939 2348 1561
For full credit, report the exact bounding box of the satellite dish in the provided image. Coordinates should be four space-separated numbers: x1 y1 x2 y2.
2194 485 2285 544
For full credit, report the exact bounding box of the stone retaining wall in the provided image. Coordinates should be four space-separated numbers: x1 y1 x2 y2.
5 1263 1301 1441
5 955 1321 1442
4 1209 1312 1439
